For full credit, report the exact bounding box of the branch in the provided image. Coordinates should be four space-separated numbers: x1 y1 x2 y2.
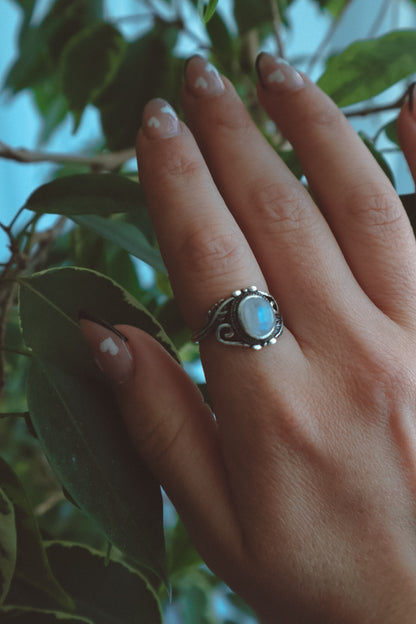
0 141 136 172
1 346 32 357
0 411 29 419
306 0 353 74
270 0 285 59
344 83 414 118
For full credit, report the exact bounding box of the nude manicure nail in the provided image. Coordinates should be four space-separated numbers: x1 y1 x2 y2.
78 311 134 385
142 98 179 139
256 52 304 93
185 56 225 97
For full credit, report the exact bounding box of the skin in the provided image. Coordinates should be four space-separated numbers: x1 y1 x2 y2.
95 61 416 622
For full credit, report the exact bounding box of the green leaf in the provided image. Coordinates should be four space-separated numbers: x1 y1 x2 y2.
168 519 203 579
0 457 74 611
173 569 216 624
358 132 394 185
198 0 219 23
72 215 166 274
312 0 349 17
318 30 416 107
41 0 103 63
19 267 177 584
60 22 126 124
24 174 144 217
4 0 103 94
0 606 92 623
4 25 51 93
47 542 162 623
234 0 273 34
207 12 236 74
0 487 16 606
8 0 36 26
96 26 180 150
33 79 69 144
5 542 162 623
384 118 399 146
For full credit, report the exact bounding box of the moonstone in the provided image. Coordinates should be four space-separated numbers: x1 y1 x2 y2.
238 295 275 340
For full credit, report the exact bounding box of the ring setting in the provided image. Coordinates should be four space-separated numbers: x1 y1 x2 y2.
191 286 283 349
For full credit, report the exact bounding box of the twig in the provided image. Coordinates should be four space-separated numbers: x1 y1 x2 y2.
34 490 65 516
368 0 391 38
8 205 26 231
26 215 68 273
269 0 285 59
0 141 136 172
306 0 352 74
1 346 32 357
344 84 411 118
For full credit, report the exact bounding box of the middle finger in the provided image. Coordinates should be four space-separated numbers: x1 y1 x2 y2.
182 57 365 341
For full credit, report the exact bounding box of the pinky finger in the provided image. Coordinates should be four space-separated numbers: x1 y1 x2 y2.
78 316 244 582
398 83 416 185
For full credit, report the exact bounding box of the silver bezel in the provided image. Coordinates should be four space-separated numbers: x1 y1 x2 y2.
191 286 283 349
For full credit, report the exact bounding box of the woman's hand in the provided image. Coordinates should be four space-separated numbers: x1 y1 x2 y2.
80 55 416 623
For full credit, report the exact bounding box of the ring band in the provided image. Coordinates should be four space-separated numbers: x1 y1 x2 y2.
191 286 283 349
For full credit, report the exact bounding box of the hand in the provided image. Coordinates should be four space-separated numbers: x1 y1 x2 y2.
80 55 416 623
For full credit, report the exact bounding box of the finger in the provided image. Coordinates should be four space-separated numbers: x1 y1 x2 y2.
257 54 416 325
398 85 416 186
78 316 245 581
181 56 361 341
136 97 266 331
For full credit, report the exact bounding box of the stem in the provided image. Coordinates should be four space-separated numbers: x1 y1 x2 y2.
367 0 390 38
306 0 352 74
270 0 285 59
8 205 26 231
0 141 136 171
344 82 414 118
1 346 32 357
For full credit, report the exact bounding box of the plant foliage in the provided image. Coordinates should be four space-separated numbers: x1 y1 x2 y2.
1 0 415 621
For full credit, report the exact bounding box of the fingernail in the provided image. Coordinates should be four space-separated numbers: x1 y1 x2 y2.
256 52 304 93
185 55 225 97
142 98 179 139
78 310 134 385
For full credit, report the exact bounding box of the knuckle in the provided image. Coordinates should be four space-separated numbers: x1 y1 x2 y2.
352 337 416 422
344 183 405 232
253 182 316 235
135 408 187 467
211 104 253 134
179 224 247 281
300 97 343 131
159 145 204 180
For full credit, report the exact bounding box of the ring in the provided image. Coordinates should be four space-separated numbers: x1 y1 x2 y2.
191 286 283 349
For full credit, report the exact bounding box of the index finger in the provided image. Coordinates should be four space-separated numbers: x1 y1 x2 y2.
137 98 265 331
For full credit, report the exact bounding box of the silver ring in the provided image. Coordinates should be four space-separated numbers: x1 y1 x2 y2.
191 286 283 350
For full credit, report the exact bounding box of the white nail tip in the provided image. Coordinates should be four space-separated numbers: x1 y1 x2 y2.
100 337 119 356
195 76 208 89
268 69 286 84
161 104 176 118
205 63 218 75
147 116 161 128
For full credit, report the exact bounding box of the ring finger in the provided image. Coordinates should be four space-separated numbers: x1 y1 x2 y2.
136 98 301 381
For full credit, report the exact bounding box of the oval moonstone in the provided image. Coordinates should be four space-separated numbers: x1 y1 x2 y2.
238 294 275 340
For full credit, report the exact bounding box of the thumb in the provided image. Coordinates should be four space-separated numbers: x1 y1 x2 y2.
398 84 416 185
78 313 242 575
